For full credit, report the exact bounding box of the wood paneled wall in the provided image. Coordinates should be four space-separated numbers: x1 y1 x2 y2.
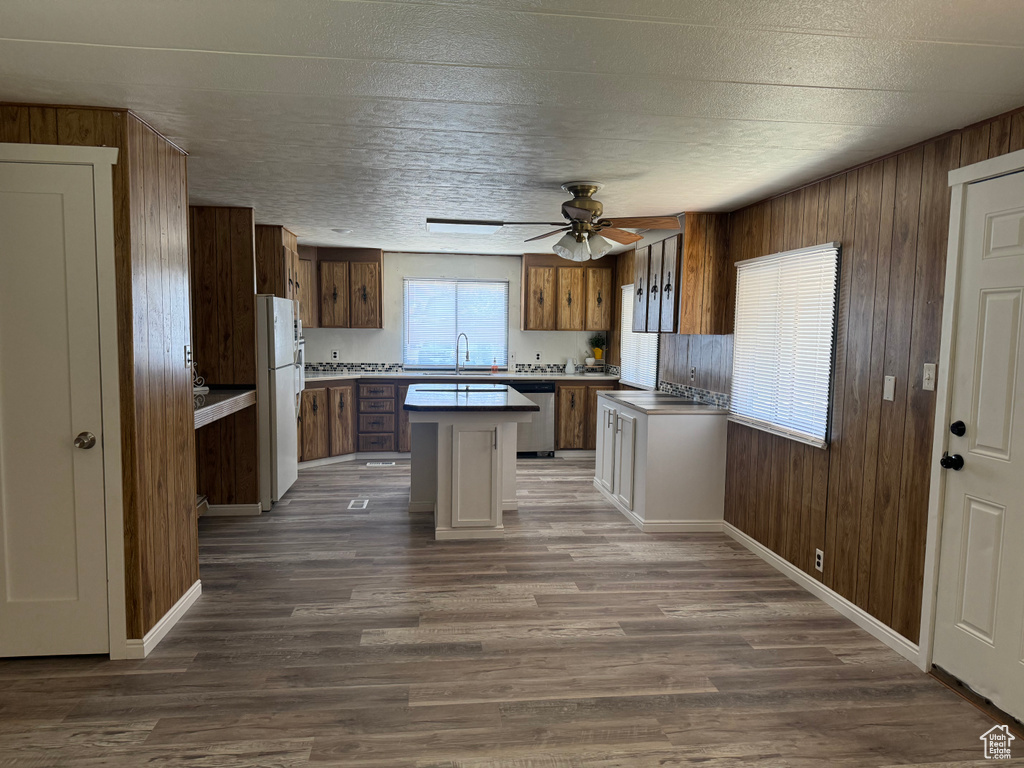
722 107 1024 643
189 206 260 507
1 104 198 638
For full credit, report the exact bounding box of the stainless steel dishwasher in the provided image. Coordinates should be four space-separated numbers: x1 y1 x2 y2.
510 381 555 455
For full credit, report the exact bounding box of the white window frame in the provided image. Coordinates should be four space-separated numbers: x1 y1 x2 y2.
619 284 659 390
402 278 509 370
729 242 840 448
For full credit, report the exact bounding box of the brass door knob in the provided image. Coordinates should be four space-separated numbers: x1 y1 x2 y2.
74 432 97 449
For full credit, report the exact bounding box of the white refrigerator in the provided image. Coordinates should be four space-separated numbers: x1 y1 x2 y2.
256 295 301 511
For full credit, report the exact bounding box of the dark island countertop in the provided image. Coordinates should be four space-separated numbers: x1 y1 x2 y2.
403 383 540 412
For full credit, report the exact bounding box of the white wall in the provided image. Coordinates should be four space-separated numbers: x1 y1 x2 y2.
303 252 595 366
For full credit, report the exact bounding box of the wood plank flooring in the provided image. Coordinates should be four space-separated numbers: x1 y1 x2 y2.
0 458 1013 766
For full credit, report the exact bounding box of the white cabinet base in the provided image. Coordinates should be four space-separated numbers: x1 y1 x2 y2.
594 478 726 532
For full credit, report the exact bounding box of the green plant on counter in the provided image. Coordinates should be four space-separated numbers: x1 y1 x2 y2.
588 333 605 351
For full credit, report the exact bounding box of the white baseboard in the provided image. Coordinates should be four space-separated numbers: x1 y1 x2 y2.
300 452 408 468
554 450 596 459
125 580 201 659
595 479 724 533
205 503 262 516
435 526 505 540
723 523 920 665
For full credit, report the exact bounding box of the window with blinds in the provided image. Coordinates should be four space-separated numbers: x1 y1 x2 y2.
403 278 509 369
619 285 659 389
730 242 840 448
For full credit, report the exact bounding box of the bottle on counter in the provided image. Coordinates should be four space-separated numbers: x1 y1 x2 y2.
491 357 498 374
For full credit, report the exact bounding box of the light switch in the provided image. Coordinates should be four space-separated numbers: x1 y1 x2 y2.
923 363 937 392
883 375 896 402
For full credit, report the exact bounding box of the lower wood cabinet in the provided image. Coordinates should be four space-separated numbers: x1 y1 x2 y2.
328 384 356 456
585 384 617 449
556 384 588 450
300 388 329 461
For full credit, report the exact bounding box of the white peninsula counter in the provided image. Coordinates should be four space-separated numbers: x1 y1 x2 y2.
404 383 539 540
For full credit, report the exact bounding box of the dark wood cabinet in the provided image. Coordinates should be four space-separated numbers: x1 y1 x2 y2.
328 384 356 456
319 261 350 328
349 262 382 328
255 225 300 302
557 267 585 331
679 213 729 334
524 265 556 330
298 258 317 328
300 388 329 461
398 385 411 452
556 384 588 450
632 245 650 331
585 267 613 331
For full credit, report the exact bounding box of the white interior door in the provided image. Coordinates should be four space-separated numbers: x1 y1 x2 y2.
933 169 1024 720
0 161 109 656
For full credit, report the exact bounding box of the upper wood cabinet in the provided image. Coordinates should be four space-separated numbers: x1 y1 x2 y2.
522 255 613 332
297 258 317 328
632 235 680 333
678 213 730 335
319 261 350 328
584 267 613 331
255 225 299 302
557 267 585 331
524 265 556 330
349 262 382 328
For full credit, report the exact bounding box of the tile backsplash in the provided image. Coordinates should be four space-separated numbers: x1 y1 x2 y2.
657 380 731 409
304 361 615 377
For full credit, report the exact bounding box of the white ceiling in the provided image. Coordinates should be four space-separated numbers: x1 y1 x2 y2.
3 1 1024 254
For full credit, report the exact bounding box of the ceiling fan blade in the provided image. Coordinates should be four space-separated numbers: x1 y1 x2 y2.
598 227 644 245
524 227 569 243
562 203 593 221
601 215 682 230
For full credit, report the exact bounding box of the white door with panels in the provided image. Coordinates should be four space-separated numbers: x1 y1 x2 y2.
933 168 1024 720
0 160 110 656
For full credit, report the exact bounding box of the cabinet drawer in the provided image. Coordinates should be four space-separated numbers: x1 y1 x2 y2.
359 413 395 433
358 398 395 413
359 383 395 399
358 433 395 452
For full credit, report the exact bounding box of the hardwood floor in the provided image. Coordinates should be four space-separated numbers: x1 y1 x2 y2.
0 458 1011 766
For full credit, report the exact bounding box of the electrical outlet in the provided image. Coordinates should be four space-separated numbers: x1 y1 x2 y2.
331 350 340 361
883 375 896 402
815 549 824 572
689 366 696 382
535 352 542 362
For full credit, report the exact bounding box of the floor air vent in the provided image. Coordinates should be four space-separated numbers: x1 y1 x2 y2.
366 461 396 467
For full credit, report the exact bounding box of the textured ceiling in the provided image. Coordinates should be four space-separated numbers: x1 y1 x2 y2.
2 1 1024 254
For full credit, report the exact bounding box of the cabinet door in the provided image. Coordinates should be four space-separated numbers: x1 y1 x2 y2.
328 385 356 456
595 401 617 492
451 424 500 527
298 258 317 329
632 245 650 332
613 411 636 510
556 267 585 331
585 267 613 331
585 384 616 449
525 266 556 330
350 262 382 328
300 388 329 461
319 262 350 328
290 245 301 303
398 384 411 452
646 240 664 333
659 235 679 333
556 385 587 449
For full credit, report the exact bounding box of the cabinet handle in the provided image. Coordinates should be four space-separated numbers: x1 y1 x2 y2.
651 279 659 297
567 289 573 307
295 280 300 292
361 285 368 303
636 279 643 300
597 289 602 307
538 288 544 306
332 286 338 303
312 395 318 413
339 394 345 411
616 415 622 433
663 271 672 295
570 392 576 409
493 428 498 450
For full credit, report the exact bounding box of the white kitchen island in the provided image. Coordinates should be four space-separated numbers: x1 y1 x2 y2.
404 383 539 540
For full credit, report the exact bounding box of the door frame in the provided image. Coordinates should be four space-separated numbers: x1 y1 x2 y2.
918 147 1024 672
0 142 127 659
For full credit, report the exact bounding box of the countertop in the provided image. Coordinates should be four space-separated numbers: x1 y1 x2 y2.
403 383 541 412
304 371 619 384
597 390 728 416
194 387 257 429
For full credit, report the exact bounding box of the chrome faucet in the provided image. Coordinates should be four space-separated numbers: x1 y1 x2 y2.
455 333 470 376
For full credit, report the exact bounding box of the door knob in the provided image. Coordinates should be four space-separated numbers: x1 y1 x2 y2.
74 432 97 449
939 452 964 471
950 420 966 437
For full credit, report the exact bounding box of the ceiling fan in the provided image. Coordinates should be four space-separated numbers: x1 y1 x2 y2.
524 181 682 261
424 181 682 262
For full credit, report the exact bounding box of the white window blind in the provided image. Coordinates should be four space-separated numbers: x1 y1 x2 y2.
730 243 839 448
403 278 508 369
619 285 659 389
